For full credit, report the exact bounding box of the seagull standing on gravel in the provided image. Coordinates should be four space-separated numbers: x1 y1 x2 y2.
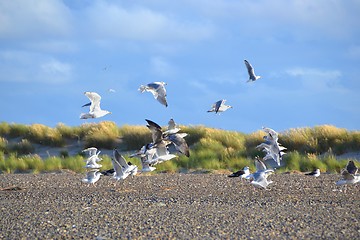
305 168 320 177
207 99 233 114
82 170 102 185
228 166 250 180
244 59 261 82
80 92 111 119
138 82 168 107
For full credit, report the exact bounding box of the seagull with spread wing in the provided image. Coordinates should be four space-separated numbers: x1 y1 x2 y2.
244 59 261 82
138 82 168 107
207 99 233 114
80 92 111 119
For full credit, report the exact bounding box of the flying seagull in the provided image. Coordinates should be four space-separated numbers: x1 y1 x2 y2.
80 92 111 119
111 149 138 180
244 59 261 82
247 158 274 189
138 82 168 107
256 127 286 166
207 99 233 114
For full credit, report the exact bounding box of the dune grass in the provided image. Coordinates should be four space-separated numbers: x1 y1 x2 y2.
0 122 359 173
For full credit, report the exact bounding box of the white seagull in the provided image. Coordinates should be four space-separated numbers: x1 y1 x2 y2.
207 99 233 114
228 166 250 179
82 170 102 185
80 92 111 119
84 156 102 169
305 168 320 177
336 160 360 186
138 82 168 107
82 147 101 160
129 143 158 172
256 127 286 166
247 158 274 189
112 149 138 180
244 59 261 82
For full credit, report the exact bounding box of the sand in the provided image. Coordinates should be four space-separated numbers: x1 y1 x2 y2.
0 172 359 239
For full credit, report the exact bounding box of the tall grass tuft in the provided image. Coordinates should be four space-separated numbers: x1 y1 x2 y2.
61 155 86 173
119 125 151 150
83 121 120 149
27 124 65 147
0 137 8 152
8 123 29 138
0 122 11 136
7 139 35 155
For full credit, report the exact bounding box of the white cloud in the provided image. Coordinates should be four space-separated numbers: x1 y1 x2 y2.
83 1 214 42
40 59 72 81
0 50 73 84
286 67 343 91
0 0 73 39
185 0 360 40
150 56 175 77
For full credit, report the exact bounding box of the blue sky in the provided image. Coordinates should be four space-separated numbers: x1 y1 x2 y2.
0 0 359 133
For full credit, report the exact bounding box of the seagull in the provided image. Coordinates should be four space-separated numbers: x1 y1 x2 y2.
112 149 138 180
336 160 360 186
82 170 102 185
228 166 250 179
207 99 233 114
84 156 102 169
80 92 111 119
305 168 320 177
345 160 358 175
130 143 159 172
147 119 191 158
244 59 261 82
82 147 101 160
138 82 168 107
256 127 286 166
163 118 181 135
247 158 274 189
82 147 102 168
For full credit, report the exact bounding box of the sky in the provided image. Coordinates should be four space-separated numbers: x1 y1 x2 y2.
0 0 359 134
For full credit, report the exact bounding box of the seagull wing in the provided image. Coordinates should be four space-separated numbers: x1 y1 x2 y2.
155 84 168 107
215 100 224 113
167 133 190 157
346 160 358 175
255 158 267 171
244 60 256 81
342 170 355 180
262 127 279 142
113 149 129 168
84 92 102 112
145 119 163 144
168 118 176 131
111 157 124 178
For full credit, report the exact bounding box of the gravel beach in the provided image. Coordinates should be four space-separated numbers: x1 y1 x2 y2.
0 172 359 239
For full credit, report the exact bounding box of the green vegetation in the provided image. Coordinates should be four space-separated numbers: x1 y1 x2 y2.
0 122 359 173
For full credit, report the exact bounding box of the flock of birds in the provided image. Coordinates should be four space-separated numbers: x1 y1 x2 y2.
78 59 359 190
